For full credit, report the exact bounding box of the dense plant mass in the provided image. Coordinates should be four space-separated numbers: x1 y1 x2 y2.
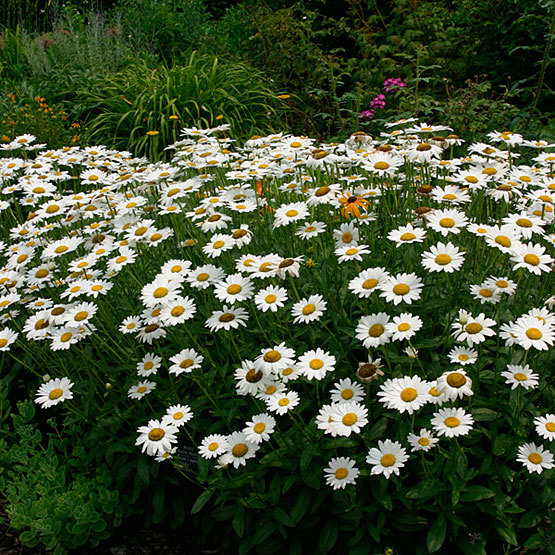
0 121 553 553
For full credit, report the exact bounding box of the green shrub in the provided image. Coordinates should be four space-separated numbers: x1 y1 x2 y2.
0 396 129 553
77 53 289 159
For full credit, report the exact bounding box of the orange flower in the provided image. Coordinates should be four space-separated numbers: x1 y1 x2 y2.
338 192 370 219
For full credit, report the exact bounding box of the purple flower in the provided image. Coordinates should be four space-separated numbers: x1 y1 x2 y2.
360 109 375 120
383 78 406 92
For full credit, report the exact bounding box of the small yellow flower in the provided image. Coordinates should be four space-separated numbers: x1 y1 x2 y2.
169 115 178 120
146 130 159 136
277 94 291 99
215 114 224 120
306 258 316 268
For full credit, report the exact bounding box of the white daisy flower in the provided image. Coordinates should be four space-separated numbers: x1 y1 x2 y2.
436 369 473 401
35 377 74 408
501 364 539 390
379 273 423 305
324 457 360 490
296 348 336 381
421 241 465 273
516 443 554 474
169 348 203 376
161 404 193 428
243 413 276 444
431 407 474 438
330 401 368 437
366 439 409 479
407 429 439 452
135 419 179 457
291 294 327 324
534 414 555 442
377 375 430 415
330 378 365 404
385 313 423 342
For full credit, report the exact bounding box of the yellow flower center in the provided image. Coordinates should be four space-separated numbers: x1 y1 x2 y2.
153 287 168 298
362 278 378 289
54 245 68 254
523 254 540 266
265 294 277 303
435 254 452 265
465 323 483 334
380 454 396 467
400 232 416 241
464 176 478 184
479 288 493 298
60 332 73 342
74 311 88 322
309 359 324 370
516 218 532 228
418 437 430 446
342 232 353 243
231 443 248 457
495 236 511 247
253 423 266 434
458 354 469 361
213 240 225 249
374 161 390 170
345 248 359 255
180 358 194 369
401 387 417 402
315 186 330 197
48 388 63 400
219 313 235 322
526 328 542 340
514 372 527 381
35 269 49 278
496 280 508 288
443 193 456 200
528 453 542 464
285 209 299 217
439 217 455 228
91 284 103 291
342 413 357 426
278 398 290 406
368 323 384 337
134 226 147 236
172 412 183 420
393 283 410 295
264 350 281 362
137 386 147 393
150 233 162 242
227 284 242 295
444 416 460 428
545 422 555 432
341 389 354 400
334 467 348 479
197 272 210 281
208 442 219 451
447 372 466 388
302 303 316 315
398 323 411 332
171 306 185 317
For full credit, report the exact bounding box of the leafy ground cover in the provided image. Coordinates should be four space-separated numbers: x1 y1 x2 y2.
0 120 553 553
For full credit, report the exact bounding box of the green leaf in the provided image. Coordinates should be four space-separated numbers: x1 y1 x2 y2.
300 444 315 470
136 456 149 485
191 489 212 514
272 507 295 527
318 521 338 553
291 488 311 523
472 408 499 421
427 516 446 553
495 522 518 546
460 486 495 502
252 520 276 546
232 505 245 538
